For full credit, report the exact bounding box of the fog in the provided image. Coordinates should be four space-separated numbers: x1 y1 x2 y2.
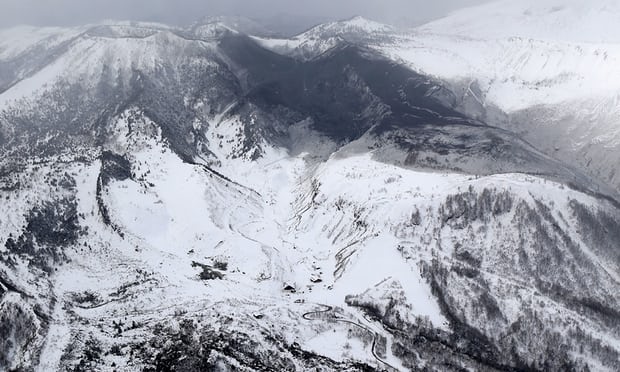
0 0 490 31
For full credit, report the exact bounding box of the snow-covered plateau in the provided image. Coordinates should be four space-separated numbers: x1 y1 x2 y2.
1 1 619 371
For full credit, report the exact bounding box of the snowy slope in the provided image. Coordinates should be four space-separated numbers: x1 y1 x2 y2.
0 19 619 371
383 0 620 196
3 114 619 370
379 33 620 112
253 16 394 59
243 1 615 197
418 0 620 44
253 6 620 112
256 8 620 195
0 26 82 61
2 29 214 100
390 0 620 112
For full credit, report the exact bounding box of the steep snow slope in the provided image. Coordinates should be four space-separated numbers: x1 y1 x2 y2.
0 26 82 61
0 27 216 109
418 0 620 44
253 16 394 60
380 33 620 112
254 3 620 195
398 0 620 111
254 8 620 112
2 111 619 370
0 26 85 97
395 0 620 196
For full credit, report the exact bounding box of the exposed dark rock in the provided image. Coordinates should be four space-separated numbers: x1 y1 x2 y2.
192 262 225 281
99 151 132 186
4 198 82 272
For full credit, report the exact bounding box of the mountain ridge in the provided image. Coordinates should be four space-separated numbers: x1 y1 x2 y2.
0 10 619 371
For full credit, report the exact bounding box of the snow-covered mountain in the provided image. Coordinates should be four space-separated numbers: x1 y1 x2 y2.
256 1 620 197
407 1 620 197
0 9 619 372
252 16 394 60
417 0 620 44
405 0 620 212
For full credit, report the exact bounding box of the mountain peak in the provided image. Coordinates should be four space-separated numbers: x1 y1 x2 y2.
295 15 392 39
191 15 276 37
333 15 393 33
344 15 374 24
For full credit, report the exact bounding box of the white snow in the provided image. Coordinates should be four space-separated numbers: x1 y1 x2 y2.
252 1 620 112
0 25 218 112
0 26 82 61
419 0 620 44
382 0 620 112
3 123 617 370
2 14 620 369
253 16 393 59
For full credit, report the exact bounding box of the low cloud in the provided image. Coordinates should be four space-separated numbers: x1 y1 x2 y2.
0 0 490 29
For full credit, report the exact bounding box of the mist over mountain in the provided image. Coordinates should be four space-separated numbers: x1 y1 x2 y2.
0 0 490 29
0 1 619 371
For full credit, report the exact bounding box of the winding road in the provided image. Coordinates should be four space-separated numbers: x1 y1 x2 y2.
302 304 399 371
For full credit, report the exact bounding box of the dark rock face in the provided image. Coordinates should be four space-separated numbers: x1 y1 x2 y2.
4 198 81 273
219 35 471 143
99 151 132 185
96 152 131 237
0 31 597 195
0 34 476 165
0 300 42 370
217 35 613 202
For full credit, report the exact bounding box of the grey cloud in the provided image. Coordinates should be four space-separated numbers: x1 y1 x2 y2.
0 0 490 30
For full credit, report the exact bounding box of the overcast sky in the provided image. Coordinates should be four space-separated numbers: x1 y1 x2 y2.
0 0 490 30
